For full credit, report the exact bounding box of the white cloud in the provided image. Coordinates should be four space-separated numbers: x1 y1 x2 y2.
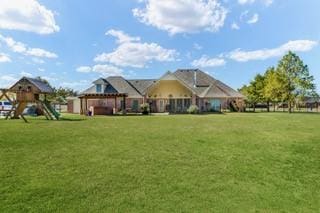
60 80 89 90
95 29 178 68
0 53 11 62
0 36 27 53
0 0 59 34
26 48 57 58
240 11 259 25
106 29 140 44
263 0 273 6
238 0 273 6
240 10 249 21
76 66 92 73
193 43 203 50
20 71 33 77
0 75 17 88
247 13 259 24
42 76 57 82
231 22 240 30
191 55 226 68
0 34 57 58
92 64 123 76
38 68 45 72
77 64 123 77
228 40 318 62
238 0 255 4
32 57 45 64
133 0 228 35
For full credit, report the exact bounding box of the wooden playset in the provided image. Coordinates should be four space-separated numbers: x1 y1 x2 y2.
0 77 60 122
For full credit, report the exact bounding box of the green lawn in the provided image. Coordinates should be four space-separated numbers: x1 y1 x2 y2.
0 113 319 212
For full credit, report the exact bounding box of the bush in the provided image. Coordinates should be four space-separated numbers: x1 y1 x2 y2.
187 105 199 114
140 103 150 115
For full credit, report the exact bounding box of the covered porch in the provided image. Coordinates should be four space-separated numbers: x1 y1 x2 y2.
145 72 195 113
79 93 128 115
147 98 192 113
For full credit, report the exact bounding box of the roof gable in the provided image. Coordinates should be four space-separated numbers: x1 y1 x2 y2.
174 69 244 98
174 69 213 87
159 71 177 80
144 71 196 95
106 76 142 98
127 79 156 95
93 78 108 84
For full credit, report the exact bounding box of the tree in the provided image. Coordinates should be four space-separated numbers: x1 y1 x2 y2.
263 67 284 112
35 76 78 101
239 74 266 112
55 87 78 98
35 76 51 87
277 51 316 113
250 74 266 111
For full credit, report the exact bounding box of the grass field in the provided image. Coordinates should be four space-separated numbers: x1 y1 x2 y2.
0 113 319 212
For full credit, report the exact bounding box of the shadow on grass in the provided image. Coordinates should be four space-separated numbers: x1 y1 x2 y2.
59 117 86 122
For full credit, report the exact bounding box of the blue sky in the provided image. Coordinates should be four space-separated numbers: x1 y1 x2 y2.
0 0 319 92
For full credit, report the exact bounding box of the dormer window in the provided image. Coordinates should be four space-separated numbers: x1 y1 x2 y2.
96 84 102 93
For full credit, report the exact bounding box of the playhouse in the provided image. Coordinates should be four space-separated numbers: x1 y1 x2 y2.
0 77 60 122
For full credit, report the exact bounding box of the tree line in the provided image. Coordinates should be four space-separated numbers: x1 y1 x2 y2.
239 51 318 113
35 77 78 103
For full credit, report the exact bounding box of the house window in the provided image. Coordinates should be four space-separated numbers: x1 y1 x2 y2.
132 100 139 112
184 99 191 109
96 84 102 93
120 100 125 110
177 99 183 112
169 99 176 112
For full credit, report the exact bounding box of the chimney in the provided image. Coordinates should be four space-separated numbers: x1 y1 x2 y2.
193 71 197 88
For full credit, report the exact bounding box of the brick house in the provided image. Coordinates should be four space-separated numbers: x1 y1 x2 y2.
76 69 244 115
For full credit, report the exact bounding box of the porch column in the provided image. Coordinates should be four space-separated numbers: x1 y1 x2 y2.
122 96 127 115
113 96 117 114
143 95 147 104
191 94 197 105
80 97 83 114
85 98 88 114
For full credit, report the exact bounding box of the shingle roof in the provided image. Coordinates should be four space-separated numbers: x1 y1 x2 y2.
26 77 54 93
174 69 212 87
106 76 142 98
173 69 243 98
10 77 54 93
173 69 212 95
81 85 96 94
127 79 156 95
81 69 244 99
214 80 244 98
200 84 229 98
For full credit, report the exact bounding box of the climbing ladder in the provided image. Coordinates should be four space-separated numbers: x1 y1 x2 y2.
230 99 245 112
230 101 238 112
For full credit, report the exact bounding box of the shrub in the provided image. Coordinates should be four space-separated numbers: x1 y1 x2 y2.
187 105 199 114
140 103 150 115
